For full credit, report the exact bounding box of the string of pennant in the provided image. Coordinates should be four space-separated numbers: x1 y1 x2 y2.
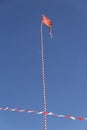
0 107 87 121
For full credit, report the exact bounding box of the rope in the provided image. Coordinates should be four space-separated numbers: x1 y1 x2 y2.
41 22 47 130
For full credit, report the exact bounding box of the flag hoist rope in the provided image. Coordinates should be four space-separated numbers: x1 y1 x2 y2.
41 22 47 130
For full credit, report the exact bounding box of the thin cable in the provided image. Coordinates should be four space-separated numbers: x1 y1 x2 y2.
41 22 47 130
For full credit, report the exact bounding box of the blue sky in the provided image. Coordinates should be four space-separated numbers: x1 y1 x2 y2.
0 0 87 129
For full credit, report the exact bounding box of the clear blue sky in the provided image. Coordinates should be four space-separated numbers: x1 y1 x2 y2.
0 0 87 129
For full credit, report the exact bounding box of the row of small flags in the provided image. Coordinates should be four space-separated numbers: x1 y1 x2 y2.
0 107 86 121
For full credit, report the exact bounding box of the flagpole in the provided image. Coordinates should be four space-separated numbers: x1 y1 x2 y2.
41 21 47 130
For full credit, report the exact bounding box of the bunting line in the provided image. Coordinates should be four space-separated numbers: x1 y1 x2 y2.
0 107 87 121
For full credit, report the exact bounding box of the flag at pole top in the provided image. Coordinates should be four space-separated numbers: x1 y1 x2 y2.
42 15 52 28
42 15 53 39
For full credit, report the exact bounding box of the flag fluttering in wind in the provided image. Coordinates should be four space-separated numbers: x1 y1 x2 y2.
42 15 52 28
42 15 53 38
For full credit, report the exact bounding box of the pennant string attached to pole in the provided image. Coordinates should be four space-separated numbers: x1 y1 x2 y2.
41 18 47 130
41 14 53 130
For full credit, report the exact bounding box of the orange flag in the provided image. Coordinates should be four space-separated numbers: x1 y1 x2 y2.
42 15 52 28
42 15 53 38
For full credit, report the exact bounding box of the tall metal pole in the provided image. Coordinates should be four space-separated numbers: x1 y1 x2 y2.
41 22 47 130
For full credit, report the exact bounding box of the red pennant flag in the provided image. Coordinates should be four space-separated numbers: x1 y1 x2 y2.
65 115 71 119
77 117 84 121
44 111 49 115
